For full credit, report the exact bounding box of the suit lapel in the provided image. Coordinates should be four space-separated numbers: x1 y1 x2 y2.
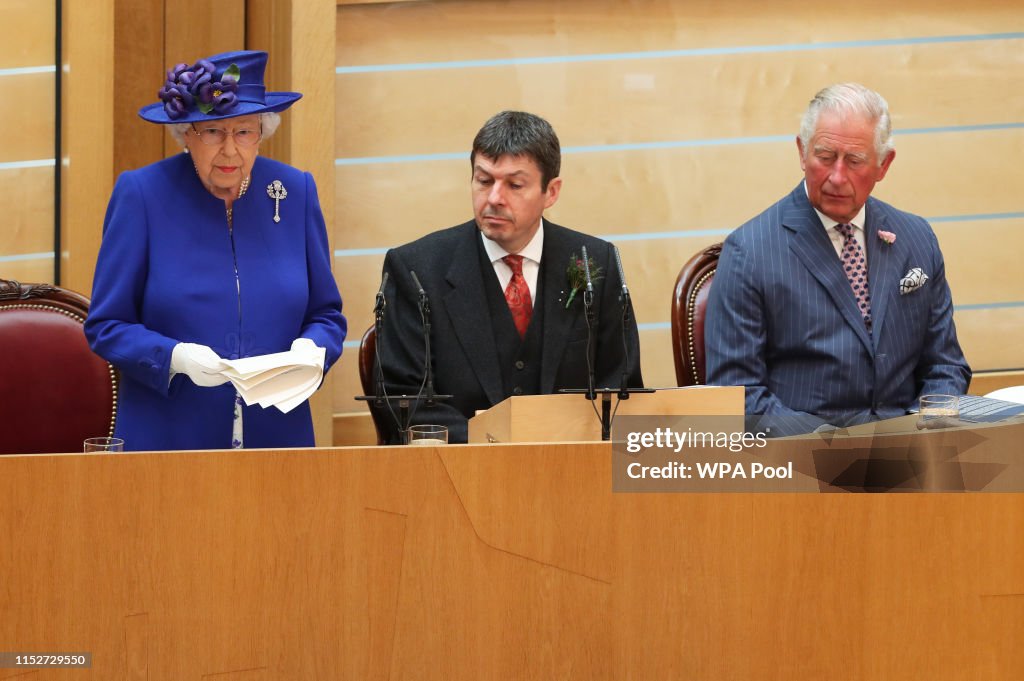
864 201 899 349
442 225 505 404
782 185 873 353
539 224 580 393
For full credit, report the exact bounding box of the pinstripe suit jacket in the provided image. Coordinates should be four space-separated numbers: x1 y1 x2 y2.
705 183 971 434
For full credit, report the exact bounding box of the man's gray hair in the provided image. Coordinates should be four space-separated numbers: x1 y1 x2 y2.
167 111 282 147
471 111 561 190
799 83 894 164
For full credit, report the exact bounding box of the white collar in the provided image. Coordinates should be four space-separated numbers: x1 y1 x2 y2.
803 181 867 232
481 218 545 264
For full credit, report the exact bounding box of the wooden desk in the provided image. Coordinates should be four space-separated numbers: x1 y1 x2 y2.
1 429 1022 679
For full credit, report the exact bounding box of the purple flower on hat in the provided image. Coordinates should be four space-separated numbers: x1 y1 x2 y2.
157 82 195 120
157 59 239 119
167 63 189 81
180 59 215 96
196 64 240 115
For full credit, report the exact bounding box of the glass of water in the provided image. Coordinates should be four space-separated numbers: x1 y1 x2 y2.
407 425 448 446
917 395 959 430
84 437 125 453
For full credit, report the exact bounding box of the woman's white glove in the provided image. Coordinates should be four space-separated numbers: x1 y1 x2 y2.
291 337 325 369
170 342 229 387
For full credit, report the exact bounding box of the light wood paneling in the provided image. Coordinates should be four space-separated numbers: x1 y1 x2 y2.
0 256 57 285
0 1 56 279
1 166 55 255
969 370 1024 394
2 438 1023 677
164 0 246 65
113 0 165 176
0 0 56 67
955 309 1024 372
335 42 1024 159
333 131 1024 248
336 0 1024 67
937 219 1024 305
61 0 115 295
333 346 366 420
333 410 378 446
0 74 56 163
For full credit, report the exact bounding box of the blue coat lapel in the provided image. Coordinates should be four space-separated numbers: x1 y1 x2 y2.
864 201 900 349
442 227 505 405
782 185 873 354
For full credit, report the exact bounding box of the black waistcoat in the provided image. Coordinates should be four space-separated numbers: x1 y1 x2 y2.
477 243 545 398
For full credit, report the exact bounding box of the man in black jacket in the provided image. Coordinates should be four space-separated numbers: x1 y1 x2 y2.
375 111 643 443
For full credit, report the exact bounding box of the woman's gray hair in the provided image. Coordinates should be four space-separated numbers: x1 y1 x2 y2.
167 111 282 147
799 83 894 164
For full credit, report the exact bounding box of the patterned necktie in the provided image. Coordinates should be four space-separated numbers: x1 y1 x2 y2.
835 223 871 330
502 254 533 338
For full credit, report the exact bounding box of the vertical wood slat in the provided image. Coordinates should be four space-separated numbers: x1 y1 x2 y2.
61 0 115 295
113 0 164 177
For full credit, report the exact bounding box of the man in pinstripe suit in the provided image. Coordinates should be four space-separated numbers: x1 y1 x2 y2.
705 83 970 435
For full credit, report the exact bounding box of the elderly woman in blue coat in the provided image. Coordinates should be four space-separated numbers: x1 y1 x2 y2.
85 51 346 451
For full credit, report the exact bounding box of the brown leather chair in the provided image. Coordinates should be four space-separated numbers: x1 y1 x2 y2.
0 279 118 454
670 243 722 386
358 324 388 444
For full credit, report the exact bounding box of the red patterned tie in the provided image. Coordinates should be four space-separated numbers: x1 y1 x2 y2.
836 223 871 330
503 254 533 338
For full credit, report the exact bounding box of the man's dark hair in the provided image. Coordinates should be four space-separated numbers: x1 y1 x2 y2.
470 111 561 190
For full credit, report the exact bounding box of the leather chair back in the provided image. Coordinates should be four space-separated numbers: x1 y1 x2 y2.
0 279 118 454
670 243 722 386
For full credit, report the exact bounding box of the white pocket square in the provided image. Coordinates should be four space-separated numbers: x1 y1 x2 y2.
899 267 929 295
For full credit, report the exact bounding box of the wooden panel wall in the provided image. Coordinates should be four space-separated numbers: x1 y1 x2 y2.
331 0 1024 415
60 0 115 296
0 0 57 285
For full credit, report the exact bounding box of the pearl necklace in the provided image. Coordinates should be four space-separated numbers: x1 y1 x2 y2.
225 176 251 224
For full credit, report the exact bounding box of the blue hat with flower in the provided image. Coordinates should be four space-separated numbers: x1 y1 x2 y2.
138 50 302 124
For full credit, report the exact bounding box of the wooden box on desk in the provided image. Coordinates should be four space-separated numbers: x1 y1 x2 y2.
468 386 744 443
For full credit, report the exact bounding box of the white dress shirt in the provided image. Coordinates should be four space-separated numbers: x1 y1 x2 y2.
480 219 544 305
804 181 868 259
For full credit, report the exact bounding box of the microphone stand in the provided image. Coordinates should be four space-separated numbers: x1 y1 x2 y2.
356 270 450 444
559 244 653 441
613 244 633 401
581 245 597 402
411 270 437 408
372 272 388 404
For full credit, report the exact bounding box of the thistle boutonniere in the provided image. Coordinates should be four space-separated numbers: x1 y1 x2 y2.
565 253 603 309
877 230 896 245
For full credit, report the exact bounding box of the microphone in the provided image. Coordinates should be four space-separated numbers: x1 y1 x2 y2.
580 246 597 401
612 244 629 310
409 270 436 405
374 271 389 317
581 245 594 295
612 244 633 397
410 270 427 306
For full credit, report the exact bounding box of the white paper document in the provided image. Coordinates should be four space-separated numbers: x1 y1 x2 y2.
217 346 326 414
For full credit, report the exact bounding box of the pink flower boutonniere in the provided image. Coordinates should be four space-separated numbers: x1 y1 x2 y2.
877 230 896 245
565 253 603 309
